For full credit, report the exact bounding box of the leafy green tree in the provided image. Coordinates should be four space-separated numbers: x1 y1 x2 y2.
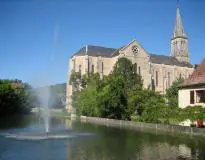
112 57 143 92
72 57 143 120
74 83 100 117
97 57 143 120
72 73 102 116
166 77 184 107
98 75 128 119
128 89 165 122
0 79 35 117
69 71 81 85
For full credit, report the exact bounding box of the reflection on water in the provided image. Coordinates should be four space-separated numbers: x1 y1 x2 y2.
0 116 205 160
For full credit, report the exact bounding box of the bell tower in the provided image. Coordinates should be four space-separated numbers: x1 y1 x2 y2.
171 3 190 63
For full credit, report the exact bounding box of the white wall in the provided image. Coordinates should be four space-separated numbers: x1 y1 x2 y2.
179 88 205 108
178 89 190 108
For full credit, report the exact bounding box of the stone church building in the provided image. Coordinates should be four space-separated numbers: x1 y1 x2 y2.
66 6 194 111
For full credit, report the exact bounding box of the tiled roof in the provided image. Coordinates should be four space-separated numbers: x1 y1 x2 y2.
72 45 193 68
150 54 193 68
73 45 116 57
181 58 205 87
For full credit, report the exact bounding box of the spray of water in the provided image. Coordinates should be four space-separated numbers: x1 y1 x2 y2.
33 22 60 134
36 77 51 133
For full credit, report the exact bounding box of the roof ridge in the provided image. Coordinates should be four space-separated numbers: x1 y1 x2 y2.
150 53 170 57
150 54 193 68
73 44 117 57
86 44 116 50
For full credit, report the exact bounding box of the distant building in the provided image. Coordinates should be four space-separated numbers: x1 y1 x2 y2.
179 58 205 108
66 6 194 111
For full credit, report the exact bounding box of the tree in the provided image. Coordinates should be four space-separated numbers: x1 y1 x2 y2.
72 57 143 120
72 73 102 116
112 57 143 92
98 75 128 119
97 57 143 120
0 79 35 117
74 82 101 117
69 71 81 85
166 77 184 107
128 89 165 123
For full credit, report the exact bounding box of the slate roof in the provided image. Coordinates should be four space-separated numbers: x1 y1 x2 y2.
150 54 193 68
72 45 193 68
181 58 205 87
73 45 116 57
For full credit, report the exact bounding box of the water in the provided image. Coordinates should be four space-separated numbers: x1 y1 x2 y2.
37 85 51 133
1 116 205 160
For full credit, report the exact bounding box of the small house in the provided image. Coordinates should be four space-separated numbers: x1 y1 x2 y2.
178 59 205 108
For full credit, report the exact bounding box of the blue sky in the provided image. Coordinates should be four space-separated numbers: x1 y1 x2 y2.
0 0 204 87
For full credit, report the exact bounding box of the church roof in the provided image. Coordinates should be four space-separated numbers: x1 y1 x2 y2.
149 54 193 68
73 45 116 57
181 58 205 87
72 45 193 68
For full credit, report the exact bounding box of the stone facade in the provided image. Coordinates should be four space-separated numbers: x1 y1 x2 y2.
66 7 194 111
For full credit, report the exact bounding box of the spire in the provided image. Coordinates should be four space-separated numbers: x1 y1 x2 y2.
173 4 187 38
170 1 190 63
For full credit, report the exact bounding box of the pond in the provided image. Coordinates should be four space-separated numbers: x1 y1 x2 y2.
0 115 205 160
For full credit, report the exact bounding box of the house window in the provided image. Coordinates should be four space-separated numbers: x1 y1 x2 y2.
190 91 194 104
196 90 205 103
179 73 182 79
91 65 94 73
138 66 141 75
156 71 158 87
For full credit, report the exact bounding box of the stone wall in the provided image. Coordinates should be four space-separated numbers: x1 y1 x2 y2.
80 116 205 137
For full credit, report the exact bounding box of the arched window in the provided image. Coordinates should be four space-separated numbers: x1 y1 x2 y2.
133 63 137 73
79 65 81 74
168 72 171 87
92 65 94 73
138 66 141 75
87 59 90 74
102 62 104 73
151 76 155 91
156 71 158 87
179 73 182 79
72 59 76 72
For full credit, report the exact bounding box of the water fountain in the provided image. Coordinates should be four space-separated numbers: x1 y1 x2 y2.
37 85 50 134
0 80 93 141
0 23 93 141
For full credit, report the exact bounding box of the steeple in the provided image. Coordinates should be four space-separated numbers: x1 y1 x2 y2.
173 6 187 38
171 2 190 63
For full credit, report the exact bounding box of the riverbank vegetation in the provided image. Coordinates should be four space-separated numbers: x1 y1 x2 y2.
0 79 36 117
71 57 205 124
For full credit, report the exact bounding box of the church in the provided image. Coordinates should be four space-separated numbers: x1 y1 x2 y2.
66 6 194 111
